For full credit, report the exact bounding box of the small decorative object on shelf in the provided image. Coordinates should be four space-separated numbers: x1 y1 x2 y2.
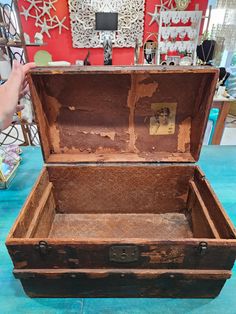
7 38 17 45
84 50 91 66
144 40 157 65
143 32 158 65
134 38 140 65
76 59 84 66
48 61 71 66
0 145 22 189
34 32 43 44
175 0 191 10
24 32 30 44
165 55 181 66
102 33 113 65
95 12 119 65
34 50 52 66
179 56 192 66
0 37 7 45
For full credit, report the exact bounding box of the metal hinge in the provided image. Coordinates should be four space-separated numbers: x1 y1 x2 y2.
109 245 139 263
198 241 208 255
35 240 52 256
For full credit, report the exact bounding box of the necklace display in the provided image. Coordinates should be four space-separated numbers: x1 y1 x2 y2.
216 71 230 90
216 73 227 90
197 40 216 65
201 41 213 64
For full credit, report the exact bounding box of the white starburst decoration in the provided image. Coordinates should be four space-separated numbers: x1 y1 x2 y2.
148 5 160 26
20 0 69 38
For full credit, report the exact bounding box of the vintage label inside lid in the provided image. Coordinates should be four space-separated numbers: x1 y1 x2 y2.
150 103 177 135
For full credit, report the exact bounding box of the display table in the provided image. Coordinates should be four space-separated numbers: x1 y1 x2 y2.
212 96 236 145
0 146 236 313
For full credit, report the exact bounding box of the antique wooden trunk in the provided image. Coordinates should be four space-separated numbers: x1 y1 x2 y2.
6 66 236 298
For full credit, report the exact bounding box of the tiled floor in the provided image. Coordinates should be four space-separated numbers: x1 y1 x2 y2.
221 128 236 145
221 115 236 145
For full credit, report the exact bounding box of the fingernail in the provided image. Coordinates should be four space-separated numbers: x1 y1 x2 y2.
13 59 17 69
13 59 20 69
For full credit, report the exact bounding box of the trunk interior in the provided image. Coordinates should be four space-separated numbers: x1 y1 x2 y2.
10 165 235 241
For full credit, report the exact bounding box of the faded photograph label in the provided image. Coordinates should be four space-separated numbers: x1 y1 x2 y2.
150 103 177 135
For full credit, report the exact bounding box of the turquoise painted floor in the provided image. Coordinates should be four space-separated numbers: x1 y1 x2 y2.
0 146 236 314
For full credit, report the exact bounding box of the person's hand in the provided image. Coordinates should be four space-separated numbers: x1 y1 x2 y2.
0 60 35 131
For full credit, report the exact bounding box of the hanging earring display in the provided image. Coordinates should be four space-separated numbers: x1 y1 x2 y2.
172 12 181 24
190 12 200 23
162 11 171 24
179 30 187 40
181 12 190 24
162 28 170 40
170 28 178 39
157 11 202 65
20 0 69 38
188 28 196 40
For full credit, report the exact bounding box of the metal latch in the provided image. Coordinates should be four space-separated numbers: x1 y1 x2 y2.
198 241 208 255
109 245 139 263
35 241 52 256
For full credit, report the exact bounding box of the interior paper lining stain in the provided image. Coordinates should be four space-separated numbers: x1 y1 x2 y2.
45 95 62 153
82 130 116 141
127 74 158 152
178 117 191 152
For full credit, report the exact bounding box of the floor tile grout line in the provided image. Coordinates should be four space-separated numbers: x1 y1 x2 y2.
80 298 85 314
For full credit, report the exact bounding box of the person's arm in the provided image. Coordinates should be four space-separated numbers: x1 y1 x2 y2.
0 60 35 131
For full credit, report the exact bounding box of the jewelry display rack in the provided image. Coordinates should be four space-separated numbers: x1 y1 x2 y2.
0 0 40 147
157 11 202 65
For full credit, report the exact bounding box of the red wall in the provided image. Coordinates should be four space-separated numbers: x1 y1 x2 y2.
19 0 208 65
